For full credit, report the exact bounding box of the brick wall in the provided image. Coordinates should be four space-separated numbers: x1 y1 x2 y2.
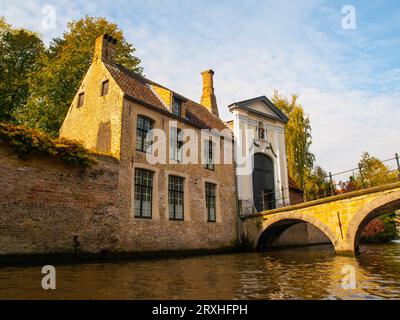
0 137 238 255
0 145 122 255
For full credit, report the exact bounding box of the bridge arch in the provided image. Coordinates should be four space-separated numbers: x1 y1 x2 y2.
257 212 341 251
346 190 400 254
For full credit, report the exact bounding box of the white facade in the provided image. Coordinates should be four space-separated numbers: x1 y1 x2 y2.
229 96 290 214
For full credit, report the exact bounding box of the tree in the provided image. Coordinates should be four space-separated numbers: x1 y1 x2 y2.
0 16 10 35
272 91 315 187
15 16 143 136
338 176 358 193
339 152 397 192
304 166 331 200
0 19 44 122
358 152 397 187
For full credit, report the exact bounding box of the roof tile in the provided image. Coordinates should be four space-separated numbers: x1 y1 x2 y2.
106 64 229 131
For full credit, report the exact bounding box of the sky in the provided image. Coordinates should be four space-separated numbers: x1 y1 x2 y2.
1 0 399 174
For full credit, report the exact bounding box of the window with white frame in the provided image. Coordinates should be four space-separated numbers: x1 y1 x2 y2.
168 175 184 220
205 182 217 222
136 116 153 153
134 169 153 218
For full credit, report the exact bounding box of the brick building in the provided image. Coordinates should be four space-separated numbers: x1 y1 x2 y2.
59 34 238 253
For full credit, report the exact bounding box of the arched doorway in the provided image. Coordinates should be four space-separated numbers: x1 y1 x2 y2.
253 153 275 211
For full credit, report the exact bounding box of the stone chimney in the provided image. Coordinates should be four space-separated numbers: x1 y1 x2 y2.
93 34 117 65
200 69 219 117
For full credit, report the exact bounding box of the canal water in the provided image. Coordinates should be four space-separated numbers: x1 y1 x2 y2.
1 242 400 300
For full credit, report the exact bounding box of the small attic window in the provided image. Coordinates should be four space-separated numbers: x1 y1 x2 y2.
101 80 109 96
77 93 85 108
172 97 182 117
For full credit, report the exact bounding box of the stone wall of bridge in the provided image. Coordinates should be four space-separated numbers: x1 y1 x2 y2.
242 182 400 255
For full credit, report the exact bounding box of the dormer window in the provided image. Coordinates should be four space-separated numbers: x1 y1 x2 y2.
172 97 182 117
77 92 85 108
204 139 215 170
101 80 109 96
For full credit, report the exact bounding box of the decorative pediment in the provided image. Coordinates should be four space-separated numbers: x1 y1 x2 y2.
228 95 289 123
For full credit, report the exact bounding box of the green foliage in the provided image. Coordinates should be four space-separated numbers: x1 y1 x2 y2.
8 16 142 136
272 91 315 187
0 122 96 167
339 152 398 192
358 152 397 187
0 22 45 122
0 16 10 34
304 166 331 200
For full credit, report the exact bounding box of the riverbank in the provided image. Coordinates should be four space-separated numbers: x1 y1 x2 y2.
0 246 242 267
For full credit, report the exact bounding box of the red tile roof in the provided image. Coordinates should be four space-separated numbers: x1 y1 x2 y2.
106 64 229 131
105 64 166 110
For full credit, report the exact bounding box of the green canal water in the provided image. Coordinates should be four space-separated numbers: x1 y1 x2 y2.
1 242 400 300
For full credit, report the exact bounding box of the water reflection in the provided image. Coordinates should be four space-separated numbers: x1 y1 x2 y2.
0 243 399 299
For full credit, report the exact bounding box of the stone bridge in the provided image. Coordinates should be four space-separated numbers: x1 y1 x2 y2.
242 182 400 255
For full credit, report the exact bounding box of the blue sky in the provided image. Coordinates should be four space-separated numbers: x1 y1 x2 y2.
1 0 399 174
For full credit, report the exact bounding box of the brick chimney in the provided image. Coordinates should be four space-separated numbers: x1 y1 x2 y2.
200 69 219 117
93 34 117 65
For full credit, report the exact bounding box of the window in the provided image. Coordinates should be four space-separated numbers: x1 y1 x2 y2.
136 116 153 153
205 183 217 222
134 169 153 218
172 98 182 117
101 80 109 96
169 127 183 162
204 139 215 170
77 93 85 108
258 122 265 140
169 176 184 220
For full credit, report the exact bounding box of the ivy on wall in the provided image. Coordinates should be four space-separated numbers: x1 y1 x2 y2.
0 122 96 168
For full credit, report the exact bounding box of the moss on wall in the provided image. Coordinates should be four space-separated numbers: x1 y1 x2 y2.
0 122 96 168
